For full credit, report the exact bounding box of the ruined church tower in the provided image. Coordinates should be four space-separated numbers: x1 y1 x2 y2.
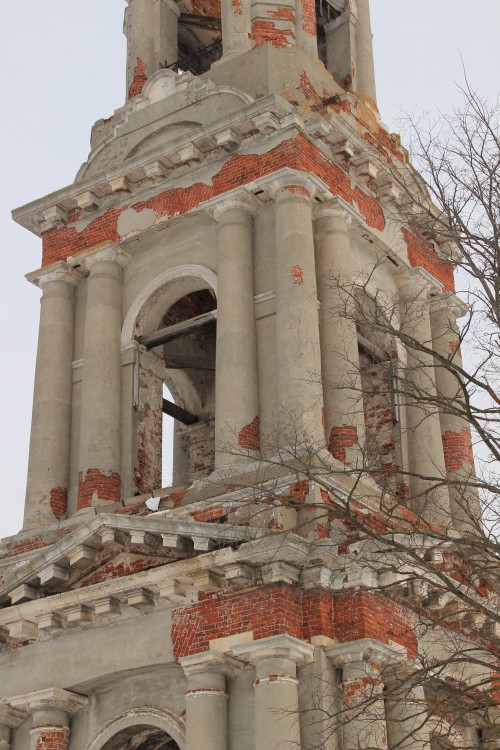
0 2 485 749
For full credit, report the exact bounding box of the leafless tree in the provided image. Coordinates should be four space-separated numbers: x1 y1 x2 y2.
216 80 500 749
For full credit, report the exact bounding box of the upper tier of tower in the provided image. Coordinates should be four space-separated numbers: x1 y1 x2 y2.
124 0 377 104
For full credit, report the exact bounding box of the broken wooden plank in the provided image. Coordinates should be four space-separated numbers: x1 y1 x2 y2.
140 310 216 350
163 399 199 425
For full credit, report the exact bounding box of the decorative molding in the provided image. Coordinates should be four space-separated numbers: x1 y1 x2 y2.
68 241 131 272
324 638 407 667
25 261 83 289
229 634 314 666
9 688 87 716
203 187 265 220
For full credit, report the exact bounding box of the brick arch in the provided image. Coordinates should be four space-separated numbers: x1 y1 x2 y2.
85 708 185 750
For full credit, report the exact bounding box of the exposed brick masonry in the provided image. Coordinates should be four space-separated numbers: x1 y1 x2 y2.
129 58 148 99
328 425 358 464
442 428 474 472
402 227 455 293
300 0 316 35
238 416 261 451
77 468 121 510
49 487 68 521
171 584 417 659
33 727 69 750
42 135 385 266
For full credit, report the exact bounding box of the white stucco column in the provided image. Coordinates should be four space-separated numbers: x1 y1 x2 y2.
274 181 324 446
355 0 377 102
231 634 314 750
383 662 431 750
71 242 130 512
9 689 87 750
180 652 242 750
398 269 452 525
314 199 366 468
23 262 82 529
429 294 481 532
220 0 252 59
209 194 260 468
325 639 405 750
124 0 180 97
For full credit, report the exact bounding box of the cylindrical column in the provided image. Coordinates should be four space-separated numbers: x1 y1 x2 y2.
181 652 240 750
124 0 180 99
214 203 260 468
29 708 69 750
24 263 81 529
314 203 365 468
355 0 377 102
275 184 323 445
429 296 481 533
384 664 431 750
221 0 252 59
398 271 451 525
230 635 314 750
77 243 129 511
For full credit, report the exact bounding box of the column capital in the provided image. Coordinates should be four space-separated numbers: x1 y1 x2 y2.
325 638 406 668
203 188 263 221
229 634 314 666
25 261 84 289
429 291 468 320
8 688 87 716
313 195 363 225
180 651 243 678
68 242 131 273
251 168 330 201
396 266 443 301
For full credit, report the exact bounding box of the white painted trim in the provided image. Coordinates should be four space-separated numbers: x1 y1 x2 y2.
121 264 218 346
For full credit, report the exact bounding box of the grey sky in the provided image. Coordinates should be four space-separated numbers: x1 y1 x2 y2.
0 1 498 539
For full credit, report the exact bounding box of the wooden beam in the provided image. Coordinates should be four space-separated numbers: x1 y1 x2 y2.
162 399 199 425
164 354 215 371
179 13 222 31
140 310 216 350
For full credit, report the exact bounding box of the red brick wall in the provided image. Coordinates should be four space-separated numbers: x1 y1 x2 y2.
402 227 455 293
77 468 121 510
42 135 385 266
442 427 474 472
171 583 417 659
33 727 69 750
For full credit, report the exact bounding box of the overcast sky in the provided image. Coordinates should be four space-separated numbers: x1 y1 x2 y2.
0 1 498 539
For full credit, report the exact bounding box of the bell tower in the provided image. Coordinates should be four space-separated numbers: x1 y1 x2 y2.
0 3 488 749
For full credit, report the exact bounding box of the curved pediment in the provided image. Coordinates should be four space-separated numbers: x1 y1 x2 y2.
76 70 254 181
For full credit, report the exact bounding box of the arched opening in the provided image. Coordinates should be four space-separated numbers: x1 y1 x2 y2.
134 286 217 494
161 289 217 486
101 725 179 750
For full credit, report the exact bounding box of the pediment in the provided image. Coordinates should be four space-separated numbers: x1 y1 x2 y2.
77 70 255 180
0 514 258 608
